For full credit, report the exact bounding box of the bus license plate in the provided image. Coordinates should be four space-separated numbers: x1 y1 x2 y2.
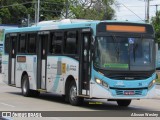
124 91 135 95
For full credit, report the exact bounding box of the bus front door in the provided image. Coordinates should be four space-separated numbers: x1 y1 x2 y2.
79 29 91 96
8 34 17 85
37 32 49 90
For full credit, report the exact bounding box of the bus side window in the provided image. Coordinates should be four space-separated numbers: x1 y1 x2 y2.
28 33 36 54
64 31 78 54
18 34 26 53
49 32 55 54
5 35 10 54
50 32 63 54
55 32 63 54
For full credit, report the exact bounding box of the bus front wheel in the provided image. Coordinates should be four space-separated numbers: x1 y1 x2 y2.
68 81 83 106
21 74 32 97
117 100 131 107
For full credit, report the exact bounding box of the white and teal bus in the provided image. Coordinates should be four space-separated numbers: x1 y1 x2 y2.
2 19 156 106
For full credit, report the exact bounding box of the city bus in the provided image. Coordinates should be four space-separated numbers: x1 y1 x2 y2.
2 19 156 107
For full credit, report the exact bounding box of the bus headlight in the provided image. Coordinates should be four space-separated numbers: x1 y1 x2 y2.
95 78 109 89
148 80 156 89
95 78 102 85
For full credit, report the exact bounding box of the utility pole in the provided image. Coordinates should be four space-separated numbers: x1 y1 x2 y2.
150 4 160 17
146 0 150 23
65 0 69 19
156 4 158 13
37 0 40 23
35 0 40 25
35 1 37 24
27 14 30 27
155 4 160 16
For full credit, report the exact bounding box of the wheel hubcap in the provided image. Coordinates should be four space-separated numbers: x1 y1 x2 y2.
70 85 77 102
23 80 27 94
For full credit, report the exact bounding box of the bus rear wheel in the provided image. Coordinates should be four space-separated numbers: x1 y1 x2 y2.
22 74 32 97
117 100 131 107
68 81 83 106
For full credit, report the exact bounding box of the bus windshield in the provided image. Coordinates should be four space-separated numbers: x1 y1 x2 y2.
94 36 154 71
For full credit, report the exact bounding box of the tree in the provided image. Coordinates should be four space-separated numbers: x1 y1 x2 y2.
151 11 160 43
0 0 65 25
40 0 65 20
0 0 116 25
62 0 115 20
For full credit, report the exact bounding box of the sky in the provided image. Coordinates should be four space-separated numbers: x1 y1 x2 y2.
114 0 160 22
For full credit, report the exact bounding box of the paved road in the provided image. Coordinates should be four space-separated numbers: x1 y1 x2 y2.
0 74 160 120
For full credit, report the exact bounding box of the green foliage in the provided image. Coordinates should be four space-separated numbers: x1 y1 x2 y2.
0 0 116 25
0 7 11 23
151 11 160 43
40 0 65 20
0 0 65 25
66 0 115 20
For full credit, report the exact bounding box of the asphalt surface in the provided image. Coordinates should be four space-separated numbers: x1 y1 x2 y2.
0 74 160 120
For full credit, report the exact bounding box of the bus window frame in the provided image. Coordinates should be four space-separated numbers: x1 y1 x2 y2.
27 32 37 54
64 30 78 55
4 34 10 54
49 30 64 55
48 29 80 57
18 33 27 54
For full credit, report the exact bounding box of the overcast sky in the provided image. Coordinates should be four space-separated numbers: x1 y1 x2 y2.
114 0 160 22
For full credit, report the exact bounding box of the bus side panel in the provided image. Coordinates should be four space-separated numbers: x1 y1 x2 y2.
46 56 79 94
2 55 9 84
15 55 37 90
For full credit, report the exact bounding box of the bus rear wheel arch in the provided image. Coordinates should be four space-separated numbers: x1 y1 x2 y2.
116 99 131 107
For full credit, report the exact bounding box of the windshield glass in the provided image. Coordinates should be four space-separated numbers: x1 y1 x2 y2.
94 36 153 71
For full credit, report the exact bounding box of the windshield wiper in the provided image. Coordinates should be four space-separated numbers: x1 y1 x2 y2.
133 43 138 62
112 35 120 62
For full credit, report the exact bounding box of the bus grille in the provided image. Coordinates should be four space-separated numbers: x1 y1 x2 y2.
103 71 154 80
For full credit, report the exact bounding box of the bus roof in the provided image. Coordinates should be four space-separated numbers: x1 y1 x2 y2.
4 19 150 34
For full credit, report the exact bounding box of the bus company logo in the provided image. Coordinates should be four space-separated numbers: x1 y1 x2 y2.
2 112 11 117
125 77 134 80
115 81 125 87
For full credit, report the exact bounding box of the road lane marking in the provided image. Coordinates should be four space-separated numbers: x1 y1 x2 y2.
0 102 15 107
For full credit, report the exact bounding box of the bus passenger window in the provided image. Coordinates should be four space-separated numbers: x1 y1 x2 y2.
49 32 63 54
55 32 63 54
18 34 26 53
64 31 78 54
49 33 55 54
28 34 36 54
5 35 10 54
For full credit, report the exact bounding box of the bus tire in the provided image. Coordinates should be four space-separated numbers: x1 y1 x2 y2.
69 81 83 106
21 74 32 97
117 100 131 107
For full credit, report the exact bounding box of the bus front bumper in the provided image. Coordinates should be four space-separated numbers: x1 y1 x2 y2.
90 83 156 99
